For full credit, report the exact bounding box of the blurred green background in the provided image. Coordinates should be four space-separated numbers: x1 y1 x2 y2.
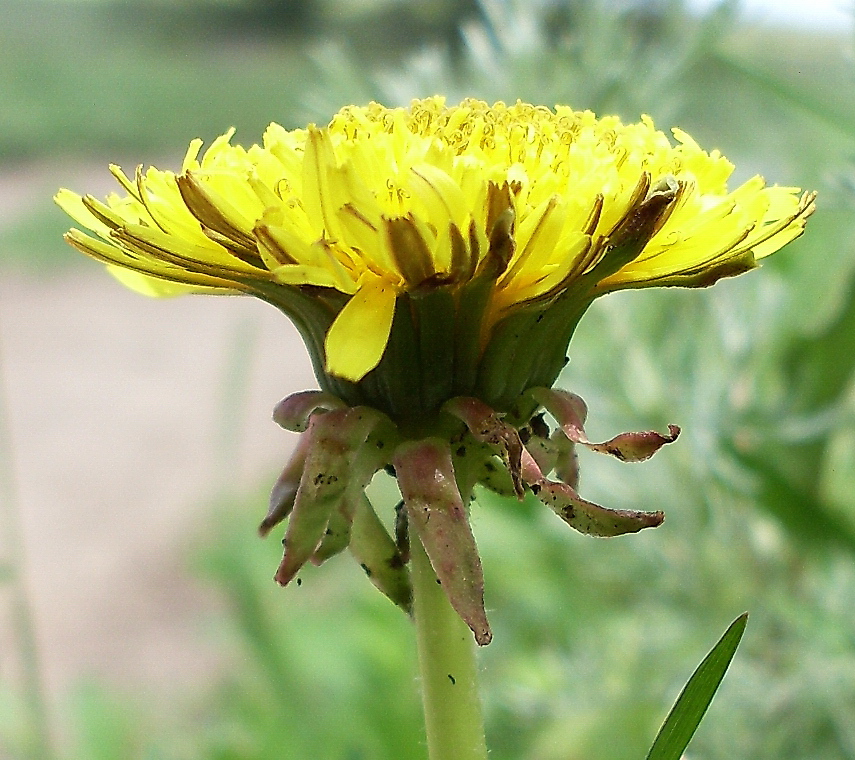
3 0 855 758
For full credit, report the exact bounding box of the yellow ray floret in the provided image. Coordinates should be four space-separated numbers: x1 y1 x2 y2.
56 97 814 382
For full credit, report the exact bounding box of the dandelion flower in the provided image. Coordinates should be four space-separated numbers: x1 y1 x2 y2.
57 98 814 642
57 97 813 420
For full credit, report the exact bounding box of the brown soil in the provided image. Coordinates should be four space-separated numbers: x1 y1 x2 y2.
0 268 317 703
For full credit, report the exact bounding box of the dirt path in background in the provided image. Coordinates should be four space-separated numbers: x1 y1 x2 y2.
0 269 317 702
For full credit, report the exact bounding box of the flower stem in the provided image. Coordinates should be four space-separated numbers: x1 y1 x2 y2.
411 534 488 760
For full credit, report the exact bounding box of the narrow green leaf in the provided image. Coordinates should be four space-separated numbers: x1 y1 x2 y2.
645 613 748 760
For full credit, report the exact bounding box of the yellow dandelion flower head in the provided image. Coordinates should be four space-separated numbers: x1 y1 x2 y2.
57 97 814 417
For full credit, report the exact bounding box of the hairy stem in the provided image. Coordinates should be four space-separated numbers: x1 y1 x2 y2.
411 535 488 760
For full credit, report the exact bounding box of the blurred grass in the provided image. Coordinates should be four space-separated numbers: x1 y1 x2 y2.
5 0 855 759
0 2 319 161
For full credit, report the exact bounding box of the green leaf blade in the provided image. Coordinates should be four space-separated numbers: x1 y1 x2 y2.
645 613 748 760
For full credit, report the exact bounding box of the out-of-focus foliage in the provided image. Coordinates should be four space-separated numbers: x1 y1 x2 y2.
0 1 313 161
5 0 855 758
305 0 740 131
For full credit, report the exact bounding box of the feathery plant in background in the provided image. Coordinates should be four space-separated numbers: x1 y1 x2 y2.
302 0 740 129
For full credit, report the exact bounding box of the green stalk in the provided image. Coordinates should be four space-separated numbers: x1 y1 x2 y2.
411 535 488 760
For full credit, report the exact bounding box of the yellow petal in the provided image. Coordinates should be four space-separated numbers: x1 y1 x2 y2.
55 190 111 236
107 266 212 297
324 274 397 381
272 263 347 290
302 126 341 239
